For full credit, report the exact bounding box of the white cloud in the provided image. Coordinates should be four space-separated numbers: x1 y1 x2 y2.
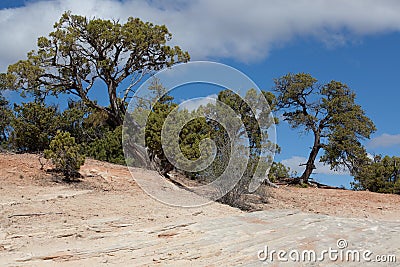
281 156 349 176
281 156 307 174
178 94 217 112
367 153 375 160
368 133 400 148
1 0 400 71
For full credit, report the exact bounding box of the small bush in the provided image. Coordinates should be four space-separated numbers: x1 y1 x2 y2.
44 131 85 180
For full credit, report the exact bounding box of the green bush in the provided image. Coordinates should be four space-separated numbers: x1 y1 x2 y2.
268 162 293 182
352 155 400 194
11 102 61 152
85 126 125 165
0 93 12 146
44 131 85 180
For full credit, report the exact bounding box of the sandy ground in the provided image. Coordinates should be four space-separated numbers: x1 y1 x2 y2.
0 152 240 229
264 186 400 221
0 153 399 266
2 152 399 221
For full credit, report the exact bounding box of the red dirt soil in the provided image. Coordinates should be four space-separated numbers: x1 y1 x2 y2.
1 152 399 221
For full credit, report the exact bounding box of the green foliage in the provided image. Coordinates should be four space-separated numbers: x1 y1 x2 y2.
352 155 400 194
11 102 61 152
0 92 13 145
5 11 189 127
140 78 213 175
144 80 177 175
163 108 213 178
297 182 309 188
60 100 92 144
319 81 376 174
142 82 278 185
196 89 278 207
274 73 376 183
85 126 125 165
8 98 125 167
60 100 113 145
216 89 278 158
179 116 212 162
57 100 125 165
44 131 85 180
268 162 293 182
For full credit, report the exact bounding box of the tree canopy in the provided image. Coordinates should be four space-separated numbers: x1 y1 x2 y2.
2 11 397 197
11 102 61 152
3 11 189 127
274 73 376 184
44 130 85 180
353 155 400 194
0 92 12 145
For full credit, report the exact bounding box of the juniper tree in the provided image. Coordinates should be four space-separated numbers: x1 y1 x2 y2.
198 89 278 205
3 11 189 128
353 155 400 194
0 91 12 145
274 73 376 184
45 131 85 180
11 102 61 152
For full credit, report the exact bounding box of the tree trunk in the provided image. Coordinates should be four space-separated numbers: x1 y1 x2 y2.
106 111 123 128
264 176 279 188
107 81 124 127
300 132 321 184
124 140 154 169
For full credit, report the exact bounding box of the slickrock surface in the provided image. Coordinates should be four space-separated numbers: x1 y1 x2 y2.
0 153 399 266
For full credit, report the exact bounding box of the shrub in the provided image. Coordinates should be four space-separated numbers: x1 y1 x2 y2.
352 155 400 194
85 126 125 165
268 162 293 182
11 102 61 152
44 131 85 180
0 93 12 146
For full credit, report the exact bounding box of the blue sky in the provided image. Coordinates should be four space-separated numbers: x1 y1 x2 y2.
1 0 400 188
